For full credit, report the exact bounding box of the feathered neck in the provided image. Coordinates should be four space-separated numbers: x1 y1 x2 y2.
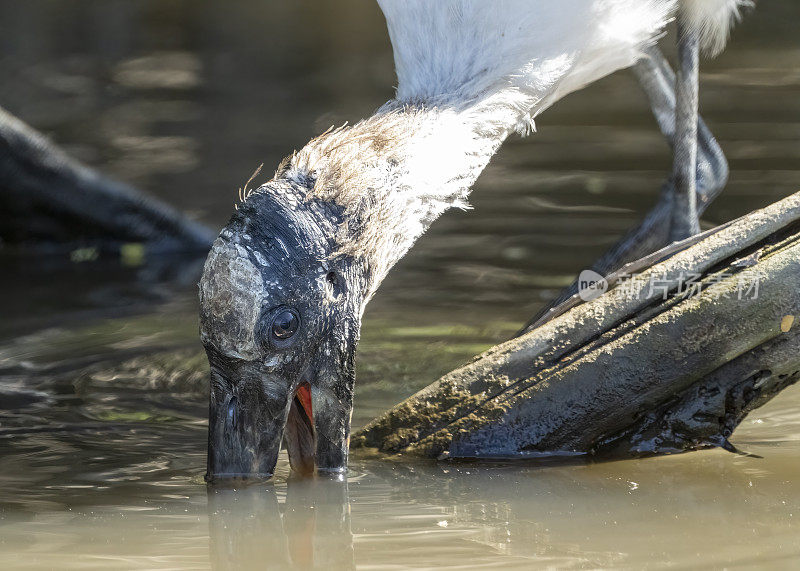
276 95 523 291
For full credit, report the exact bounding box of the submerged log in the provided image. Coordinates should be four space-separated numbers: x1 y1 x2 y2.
352 191 800 459
0 106 213 253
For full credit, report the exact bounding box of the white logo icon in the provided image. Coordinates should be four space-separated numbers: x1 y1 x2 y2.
578 269 608 302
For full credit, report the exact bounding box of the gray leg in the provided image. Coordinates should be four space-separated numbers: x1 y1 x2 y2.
633 47 729 204
586 46 728 277
519 47 729 334
670 17 702 240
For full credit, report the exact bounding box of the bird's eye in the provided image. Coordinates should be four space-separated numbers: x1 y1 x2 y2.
271 309 300 340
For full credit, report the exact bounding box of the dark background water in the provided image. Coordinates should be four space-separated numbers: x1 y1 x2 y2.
1 1 800 568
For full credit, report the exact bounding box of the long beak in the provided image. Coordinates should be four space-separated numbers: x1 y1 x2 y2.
205 362 353 483
205 364 290 482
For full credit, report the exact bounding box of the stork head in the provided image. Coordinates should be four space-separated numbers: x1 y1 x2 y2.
199 179 369 482
198 108 466 481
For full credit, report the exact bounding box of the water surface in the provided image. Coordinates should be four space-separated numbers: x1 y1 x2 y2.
1 1 800 568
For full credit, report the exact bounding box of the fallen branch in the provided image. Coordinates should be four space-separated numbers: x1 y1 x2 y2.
352 192 800 459
0 105 213 253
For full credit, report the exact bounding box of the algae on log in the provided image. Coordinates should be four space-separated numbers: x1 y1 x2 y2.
352 191 800 459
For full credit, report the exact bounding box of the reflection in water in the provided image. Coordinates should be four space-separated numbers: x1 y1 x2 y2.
283 478 353 569
208 486 287 568
0 252 206 339
208 478 353 570
198 445 800 569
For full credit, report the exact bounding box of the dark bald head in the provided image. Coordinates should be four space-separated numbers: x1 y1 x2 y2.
199 181 368 481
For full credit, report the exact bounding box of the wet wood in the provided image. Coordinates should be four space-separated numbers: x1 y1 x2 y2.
0 106 213 253
352 191 800 459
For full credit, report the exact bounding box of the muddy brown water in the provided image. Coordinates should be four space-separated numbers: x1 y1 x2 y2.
1 1 800 568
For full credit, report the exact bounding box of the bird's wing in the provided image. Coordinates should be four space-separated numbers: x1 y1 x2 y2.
376 0 676 118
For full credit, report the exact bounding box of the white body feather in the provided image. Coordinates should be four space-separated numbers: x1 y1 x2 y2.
279 0 749 289
379 0 676 125
680 0 753 56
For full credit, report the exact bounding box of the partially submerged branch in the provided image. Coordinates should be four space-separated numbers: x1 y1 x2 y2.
0 106 213 253
353 192 800 459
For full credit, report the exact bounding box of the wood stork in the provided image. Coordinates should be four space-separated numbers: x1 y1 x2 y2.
198 0 752 481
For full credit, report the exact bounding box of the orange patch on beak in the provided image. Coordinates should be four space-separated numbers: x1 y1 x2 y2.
296 383 313 424
284 381 316 476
